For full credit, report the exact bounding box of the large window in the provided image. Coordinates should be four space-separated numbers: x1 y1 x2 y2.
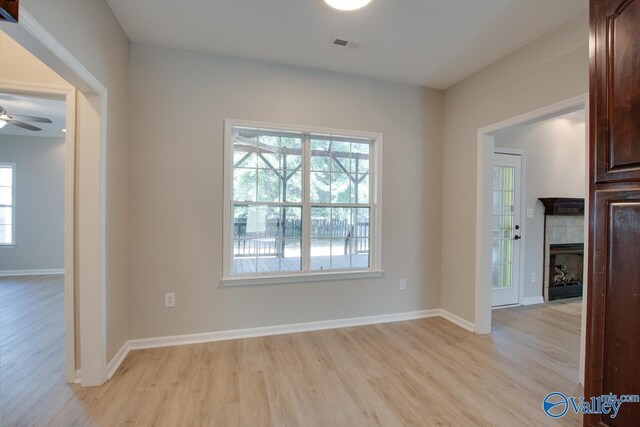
0 163 15 246
223 120 382 284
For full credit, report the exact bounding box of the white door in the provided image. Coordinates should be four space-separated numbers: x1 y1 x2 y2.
492 153 522 307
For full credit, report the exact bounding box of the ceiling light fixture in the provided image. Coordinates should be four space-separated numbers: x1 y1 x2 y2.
324 0 372 11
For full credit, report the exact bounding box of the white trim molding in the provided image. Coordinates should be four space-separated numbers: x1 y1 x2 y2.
106 308 475 378
0 269 64 277
106 341 130 380
439 310 476 332
522 296 545 306
222 270 384 286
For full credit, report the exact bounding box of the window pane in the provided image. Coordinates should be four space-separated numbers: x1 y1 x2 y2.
354 179 369 204
351 208 370 268
0 207 12 225
311 239 331 271
331 173 351 203
282 207 302 238
233 169 256 202
331 207 352 238
257 169 280 202
258 149 281 171
283 171 302 203
331 141 351 173
0 224 12 244
311 140 331 171
311 208 331 238
280 239 302 272
233 205 302 275
0 168 12 187
310 172 331 203
234 150 257 168
0 187 12 205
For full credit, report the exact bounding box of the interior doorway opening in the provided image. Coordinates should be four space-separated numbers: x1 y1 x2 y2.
0 81 76 385
1 7 109 387
476 94 589 384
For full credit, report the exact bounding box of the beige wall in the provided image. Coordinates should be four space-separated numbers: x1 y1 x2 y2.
494 112 586 299
3 0 131 360
441 12 589 322
127 44 443 339
0 135 66 272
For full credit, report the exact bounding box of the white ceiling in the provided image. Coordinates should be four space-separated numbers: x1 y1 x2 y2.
0 93 66 138
105 0 588 89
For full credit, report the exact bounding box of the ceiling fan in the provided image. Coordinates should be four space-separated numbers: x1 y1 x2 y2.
0 106 53 132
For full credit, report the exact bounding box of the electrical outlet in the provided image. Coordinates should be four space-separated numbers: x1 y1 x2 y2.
165 293 175 308
531 273 536 283
399 279 407 290
526 208 534 219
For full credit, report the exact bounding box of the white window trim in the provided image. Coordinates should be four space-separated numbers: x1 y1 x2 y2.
222 119 383 286
0 162 16 248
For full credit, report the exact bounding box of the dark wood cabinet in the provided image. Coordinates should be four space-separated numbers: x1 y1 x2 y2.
586 0 640 425
591 0 640 183
0 0 18 23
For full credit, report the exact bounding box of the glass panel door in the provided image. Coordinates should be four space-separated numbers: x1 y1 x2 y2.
492 165 515 289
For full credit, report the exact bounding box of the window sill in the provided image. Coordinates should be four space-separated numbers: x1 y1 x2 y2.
0 244 17 249
221 270 385 287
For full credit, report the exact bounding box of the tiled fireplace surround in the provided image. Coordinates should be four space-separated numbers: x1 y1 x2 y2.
543 215 585 301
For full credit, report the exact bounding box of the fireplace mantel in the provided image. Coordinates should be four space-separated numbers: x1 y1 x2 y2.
539 198 585 216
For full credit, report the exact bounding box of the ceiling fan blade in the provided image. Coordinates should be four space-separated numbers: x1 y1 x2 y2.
8 120 42 132
7 114 53 123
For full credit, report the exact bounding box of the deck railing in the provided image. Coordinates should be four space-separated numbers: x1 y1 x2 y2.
234 218 369 257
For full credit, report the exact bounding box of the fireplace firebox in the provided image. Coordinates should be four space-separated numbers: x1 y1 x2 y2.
548 243 584 300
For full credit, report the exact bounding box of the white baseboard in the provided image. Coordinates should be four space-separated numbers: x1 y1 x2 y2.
522 296 545 306
107 341 130 380
128 309 442 351
0 268 64 277
438 309 476 332
106 308 476 379
74 370 82 384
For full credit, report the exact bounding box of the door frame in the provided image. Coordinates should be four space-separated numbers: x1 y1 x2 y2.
475 93 589 383
0 80 76 382
1 7 109 385
492 149 527 308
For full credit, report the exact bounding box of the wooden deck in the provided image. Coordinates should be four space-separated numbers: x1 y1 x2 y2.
234 254 370 274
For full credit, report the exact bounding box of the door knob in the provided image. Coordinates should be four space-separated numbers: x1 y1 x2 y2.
514 235 521 240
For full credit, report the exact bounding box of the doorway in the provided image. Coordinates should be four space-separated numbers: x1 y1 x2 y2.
475 94 589 383
0 84 76 386
1 9 109 385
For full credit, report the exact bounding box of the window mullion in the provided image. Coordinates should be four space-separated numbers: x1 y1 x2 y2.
302 135 311 272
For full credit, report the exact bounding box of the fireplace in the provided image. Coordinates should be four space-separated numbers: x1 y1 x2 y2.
548 243 584 300
540 198 585 302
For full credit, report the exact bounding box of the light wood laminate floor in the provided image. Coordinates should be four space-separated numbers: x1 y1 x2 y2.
1 275 583 426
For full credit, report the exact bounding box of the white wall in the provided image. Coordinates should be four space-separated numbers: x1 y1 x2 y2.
127 44 443 339
441 12 589 323
0 135 65 272
494 112 586 299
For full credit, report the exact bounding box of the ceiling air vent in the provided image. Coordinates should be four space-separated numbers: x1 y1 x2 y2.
331 37 363 51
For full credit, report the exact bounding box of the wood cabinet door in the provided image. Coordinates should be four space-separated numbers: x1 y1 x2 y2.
0 0 19 23
591 0 640 183
586 189 640 426
586 0 640 425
